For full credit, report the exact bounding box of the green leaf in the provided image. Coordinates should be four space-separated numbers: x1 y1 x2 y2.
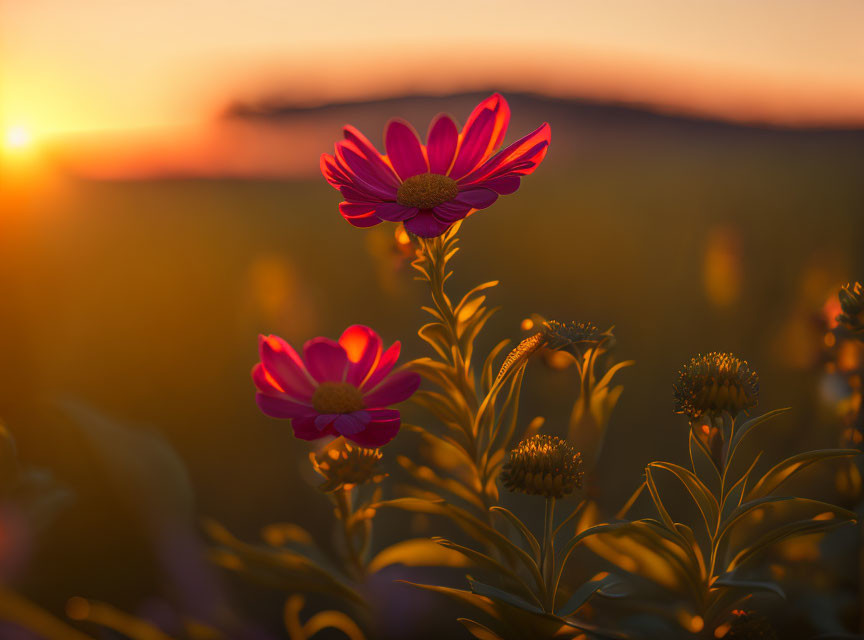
746 449 861 500
555 574 623 617
716 496 856 553
490 506 541 561
367 538 469 574
726 408 791 466
689 429 721 494
468 579 544 614
418 322 451 360
434 538 542 607
454 281 499 318
711 577 785 600
594 360 635 392
648 462 719 537
644 467 676 531
204 520 364 605
458 618 505 640
725 517 854 572
482 340 511 395
373 498 545 593
398 581 497 618
719 453 762 525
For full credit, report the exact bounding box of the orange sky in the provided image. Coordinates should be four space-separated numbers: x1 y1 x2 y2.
2 0 864 157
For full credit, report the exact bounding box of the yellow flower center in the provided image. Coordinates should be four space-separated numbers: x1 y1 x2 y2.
396 173 459 209
312 382 365 414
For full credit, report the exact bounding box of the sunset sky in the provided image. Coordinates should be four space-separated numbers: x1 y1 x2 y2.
3 0 864 144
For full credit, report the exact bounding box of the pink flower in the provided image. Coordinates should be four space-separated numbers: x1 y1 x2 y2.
321 93 551 238
252 326 420 448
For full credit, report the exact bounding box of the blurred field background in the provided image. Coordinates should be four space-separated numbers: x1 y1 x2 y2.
2 1 864 637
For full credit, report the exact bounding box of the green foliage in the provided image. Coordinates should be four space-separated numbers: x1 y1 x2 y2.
580 407 860 632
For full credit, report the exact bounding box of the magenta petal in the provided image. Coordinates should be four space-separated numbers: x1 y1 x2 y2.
366 408 400 421
337 142 400 199
480 175 521 195
342 126 400 187
462 93 510 152
333 411 370 436
403 210 452 238
321 153 352 189
431 202 471 223
361 342 401 391
303 338 349 382
364 369 421 407
339 325 383 386
374 203 417 222
345 416 400 448
341 210 381 228
315 414 336 430
256 393 316 419
427 114 459 175
385 119 428 180
293 416 333 440
454 188 497 209
252 363 281 394
461 123 551 185
339 202 377 217
259 335 316 400
450 108 496 180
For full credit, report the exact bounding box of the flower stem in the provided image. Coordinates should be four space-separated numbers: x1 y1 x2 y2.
334 487 365 581
540 496 556 611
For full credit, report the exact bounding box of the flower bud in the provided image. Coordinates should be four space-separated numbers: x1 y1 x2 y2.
309 443 385 493
674 352 759 420
837 281 863 335
500 435 583 499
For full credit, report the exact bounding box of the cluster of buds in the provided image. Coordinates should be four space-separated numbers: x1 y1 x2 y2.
674 352 759 420
836 281 863 336
309 443 386 493
496 320 605 383
501 435 583 499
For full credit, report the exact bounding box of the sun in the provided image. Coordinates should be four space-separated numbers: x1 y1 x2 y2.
4 125 32 150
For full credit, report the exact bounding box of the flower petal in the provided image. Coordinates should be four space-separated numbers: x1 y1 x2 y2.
427 114 459 175
303 338 349 382
333 411 371 436
321 153 353 190
450 94 510 179
361 342 401 392
363 369 421 407
431 201 471 223
480 175 521 195
259 335 316 400
342 125 400 188
403 210 452 238
339 325 383 386
385 119 428 180
374 203 417 222
450 108 496 180
256 393 316 419
345 414 401 448
455 187 498 209
466 93 510 152
336 142 399 200
460 123 550 185
341 211 381 228
251 362 282 395
315 414 336 430
293 416 335 440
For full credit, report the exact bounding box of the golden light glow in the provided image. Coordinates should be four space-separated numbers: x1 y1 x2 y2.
4 126 32 150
